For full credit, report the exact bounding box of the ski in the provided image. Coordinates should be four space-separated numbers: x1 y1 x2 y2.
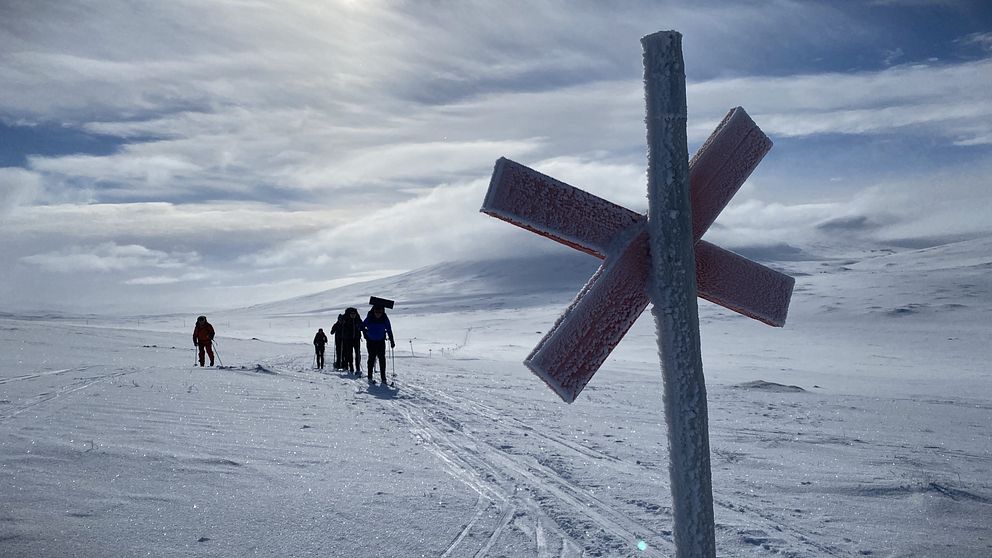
366 379 396 389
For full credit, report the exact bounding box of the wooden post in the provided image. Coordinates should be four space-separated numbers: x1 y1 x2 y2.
642 31 716 557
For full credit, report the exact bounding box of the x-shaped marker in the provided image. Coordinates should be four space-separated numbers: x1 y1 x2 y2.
482 107 795 402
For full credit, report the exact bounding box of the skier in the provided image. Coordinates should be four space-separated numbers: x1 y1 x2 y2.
192 315 215 367
330 313 345 369
338 307 365 374
363 305 395 385
313 328 328 369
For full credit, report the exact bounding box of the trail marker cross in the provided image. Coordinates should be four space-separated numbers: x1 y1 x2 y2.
482 110 793 403
480 31 795 557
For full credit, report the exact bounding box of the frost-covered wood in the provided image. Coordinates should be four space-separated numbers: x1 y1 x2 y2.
689 107 772 239
481 107 792 402
483 158 641 258
481 157 643 258
642 30 716 558
525 229 650 402
695 241 794 325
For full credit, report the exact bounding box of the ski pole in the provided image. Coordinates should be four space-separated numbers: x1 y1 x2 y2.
212 340 224 367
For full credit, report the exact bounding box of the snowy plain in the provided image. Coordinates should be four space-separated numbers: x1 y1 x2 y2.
1 236 991 557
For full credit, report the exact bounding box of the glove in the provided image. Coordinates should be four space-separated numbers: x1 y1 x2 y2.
194 340 198 347
390 340 395 348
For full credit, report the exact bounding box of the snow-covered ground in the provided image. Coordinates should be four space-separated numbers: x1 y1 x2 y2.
1 238 990 557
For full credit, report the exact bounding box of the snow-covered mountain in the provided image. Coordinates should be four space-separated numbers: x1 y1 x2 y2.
241 250 602 317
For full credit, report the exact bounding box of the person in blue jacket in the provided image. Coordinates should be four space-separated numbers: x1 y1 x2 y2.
363 305 395 384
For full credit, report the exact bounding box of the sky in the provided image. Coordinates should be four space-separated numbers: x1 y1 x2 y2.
1 0 991 314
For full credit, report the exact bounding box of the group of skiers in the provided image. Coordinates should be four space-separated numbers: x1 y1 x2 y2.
191 302 396 385
313 304 395 385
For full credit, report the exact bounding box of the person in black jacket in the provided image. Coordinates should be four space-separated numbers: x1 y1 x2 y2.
337 307 365 374
313 328 328 369
330 313 345 369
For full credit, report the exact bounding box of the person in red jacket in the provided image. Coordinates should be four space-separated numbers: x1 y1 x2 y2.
192 315 215 367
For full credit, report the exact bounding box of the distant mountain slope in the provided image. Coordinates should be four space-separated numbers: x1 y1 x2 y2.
240 251 601 318
236 235 991 329
784 235 992 325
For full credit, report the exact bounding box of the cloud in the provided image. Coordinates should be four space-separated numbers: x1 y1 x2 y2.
25 103 546 204
845 166 992 243
9 2 989 209
882 48 905 66
815 215 881 233
16 52 989 218
2 201 342 241
28 150 203 199
21 242 200 273
125 272 211 285
707 154 992 254
868 0 980 8
2 0 990 313
687 58 992 145
0 168 42 215
706 198 846 249
963 31 992 52
237 177 509 271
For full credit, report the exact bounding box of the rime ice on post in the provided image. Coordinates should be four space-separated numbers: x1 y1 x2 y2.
643 30 714 557
480 28 795 558
482 115 791 402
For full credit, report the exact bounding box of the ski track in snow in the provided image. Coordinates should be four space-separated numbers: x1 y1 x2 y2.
295 360 832 556
0 366 140 422
259 356 651 556
404 381 849 557
0 366 93 385
397 399 602 557
248 353 871 557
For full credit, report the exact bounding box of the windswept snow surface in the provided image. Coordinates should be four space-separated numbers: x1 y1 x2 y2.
2 239 991 557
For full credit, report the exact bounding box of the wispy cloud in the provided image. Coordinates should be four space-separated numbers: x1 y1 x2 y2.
21 242 200 273
710 156 992 252
126 272 211 286
0 168 42 215
2 0 990 312
3 202 342 239
688 58 992 145
960 31 992 52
